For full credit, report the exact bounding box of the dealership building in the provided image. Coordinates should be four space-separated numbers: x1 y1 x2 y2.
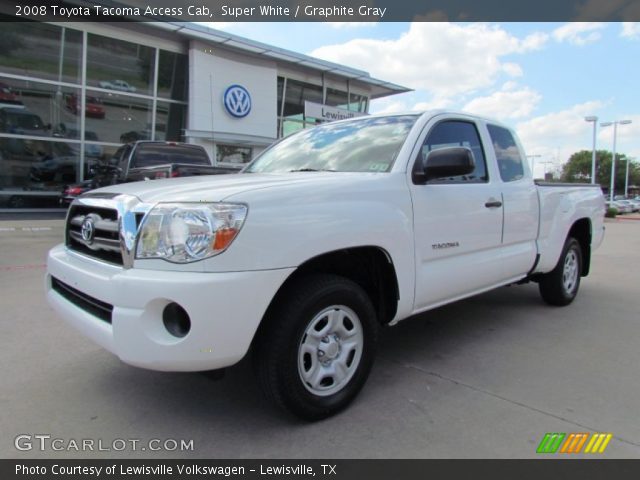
0 21 409 209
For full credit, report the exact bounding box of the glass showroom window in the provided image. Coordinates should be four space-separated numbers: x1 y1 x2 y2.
0 78 81 136
216 145 252 166
157 51 188 102
87 33 155 96
280 78 323 137
349 93 368 113
156 101 187 142
0 23 82 85
325 87 348 109
0 22 188 208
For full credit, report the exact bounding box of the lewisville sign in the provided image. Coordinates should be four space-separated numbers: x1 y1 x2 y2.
304 101 367 122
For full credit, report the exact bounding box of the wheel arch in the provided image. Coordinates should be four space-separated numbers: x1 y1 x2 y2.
568 218 592 276
258 246 400 333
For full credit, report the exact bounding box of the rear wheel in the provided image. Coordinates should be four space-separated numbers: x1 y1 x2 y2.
254 274 378 420
538 237 582 306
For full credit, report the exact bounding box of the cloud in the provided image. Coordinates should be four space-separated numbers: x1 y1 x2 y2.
463 84 542 120
514 101 607 170
310 23 548 101
621 22 640 39
369 95 452 115
552 23 606 46
502 63 523 77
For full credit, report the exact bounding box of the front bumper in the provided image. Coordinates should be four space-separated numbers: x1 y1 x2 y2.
46 244 294 371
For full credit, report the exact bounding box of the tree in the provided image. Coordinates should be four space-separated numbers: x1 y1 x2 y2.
561 150 640 193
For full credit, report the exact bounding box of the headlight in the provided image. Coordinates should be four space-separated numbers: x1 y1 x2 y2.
136 202 247 263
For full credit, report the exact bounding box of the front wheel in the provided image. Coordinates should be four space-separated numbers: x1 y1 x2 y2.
254 274 378 420
538 237 583 306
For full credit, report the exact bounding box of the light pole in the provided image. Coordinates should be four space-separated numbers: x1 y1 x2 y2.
527 154 541 178
601 119 632 201
584 116 598 184
624 157 635 198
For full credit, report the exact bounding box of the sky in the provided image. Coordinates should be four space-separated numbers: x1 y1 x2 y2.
206 22 640 178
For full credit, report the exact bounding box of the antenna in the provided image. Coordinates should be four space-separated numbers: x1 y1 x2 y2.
210 73 216 164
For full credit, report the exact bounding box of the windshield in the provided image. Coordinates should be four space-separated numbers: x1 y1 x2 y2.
245 115 418 173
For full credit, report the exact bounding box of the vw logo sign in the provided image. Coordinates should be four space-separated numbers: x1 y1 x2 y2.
81 216 96 245
223 84 252 118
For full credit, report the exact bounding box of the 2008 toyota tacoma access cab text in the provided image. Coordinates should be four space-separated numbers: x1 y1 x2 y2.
46 112 605 420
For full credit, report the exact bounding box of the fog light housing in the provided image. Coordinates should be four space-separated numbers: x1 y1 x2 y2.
162 303 191 338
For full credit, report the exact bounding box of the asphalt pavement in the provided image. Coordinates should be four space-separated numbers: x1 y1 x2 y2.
1 216 639 458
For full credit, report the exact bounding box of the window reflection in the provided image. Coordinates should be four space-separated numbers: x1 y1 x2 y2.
217 145 252 165
0 138 86 201
247 115 417 173
87 33 155 95
0 77 80 139
157 51 188 101
0 23 82 84
326 87 348 109
84 90 154 144
156 101 186 142
0 25 188 208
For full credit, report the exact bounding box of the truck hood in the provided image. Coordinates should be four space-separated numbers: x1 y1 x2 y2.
92 172 371 204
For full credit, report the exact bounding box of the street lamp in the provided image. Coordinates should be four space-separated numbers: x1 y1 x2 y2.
624 157 635 198
584 116 598 184
527 154 541 178
601 119 632 201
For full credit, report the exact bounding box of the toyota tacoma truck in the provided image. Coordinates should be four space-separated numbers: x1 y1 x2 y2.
46 112 605 420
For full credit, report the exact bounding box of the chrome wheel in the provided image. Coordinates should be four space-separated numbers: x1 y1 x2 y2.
298 305 364 397
562 249 579 294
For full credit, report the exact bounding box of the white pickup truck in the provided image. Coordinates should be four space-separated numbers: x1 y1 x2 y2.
46 112 605 420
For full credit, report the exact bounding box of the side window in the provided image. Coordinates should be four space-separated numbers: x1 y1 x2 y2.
119 145 133 169
487 124 524 182
417 120 488 183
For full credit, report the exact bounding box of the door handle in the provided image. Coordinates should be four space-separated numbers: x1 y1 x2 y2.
485 199 502 208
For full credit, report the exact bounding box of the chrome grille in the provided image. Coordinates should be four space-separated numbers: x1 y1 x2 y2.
65 194 151 268
67 205 123 265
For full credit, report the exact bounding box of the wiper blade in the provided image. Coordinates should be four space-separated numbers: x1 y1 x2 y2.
289 168 336 172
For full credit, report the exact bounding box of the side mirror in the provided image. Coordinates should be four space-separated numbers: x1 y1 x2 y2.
413 146 475 184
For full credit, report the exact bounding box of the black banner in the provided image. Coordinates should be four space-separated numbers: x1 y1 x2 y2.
3 460 640 480
1 0 640 22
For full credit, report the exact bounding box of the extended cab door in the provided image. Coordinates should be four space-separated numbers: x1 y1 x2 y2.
409 118 505 311
485 123 539 278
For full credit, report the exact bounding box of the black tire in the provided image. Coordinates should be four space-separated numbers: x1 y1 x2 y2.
538 237 583 306
253 274 378 421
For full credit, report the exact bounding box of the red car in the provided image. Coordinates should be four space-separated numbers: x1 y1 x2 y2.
0 82 21 105
65 94 105 119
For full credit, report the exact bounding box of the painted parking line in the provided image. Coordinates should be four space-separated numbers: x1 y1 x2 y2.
0 226 55 232
0 264 47 272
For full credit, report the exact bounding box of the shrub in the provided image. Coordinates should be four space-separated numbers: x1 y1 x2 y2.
605 207 618 218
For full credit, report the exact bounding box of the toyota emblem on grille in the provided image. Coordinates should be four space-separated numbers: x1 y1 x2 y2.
81 216 96 244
